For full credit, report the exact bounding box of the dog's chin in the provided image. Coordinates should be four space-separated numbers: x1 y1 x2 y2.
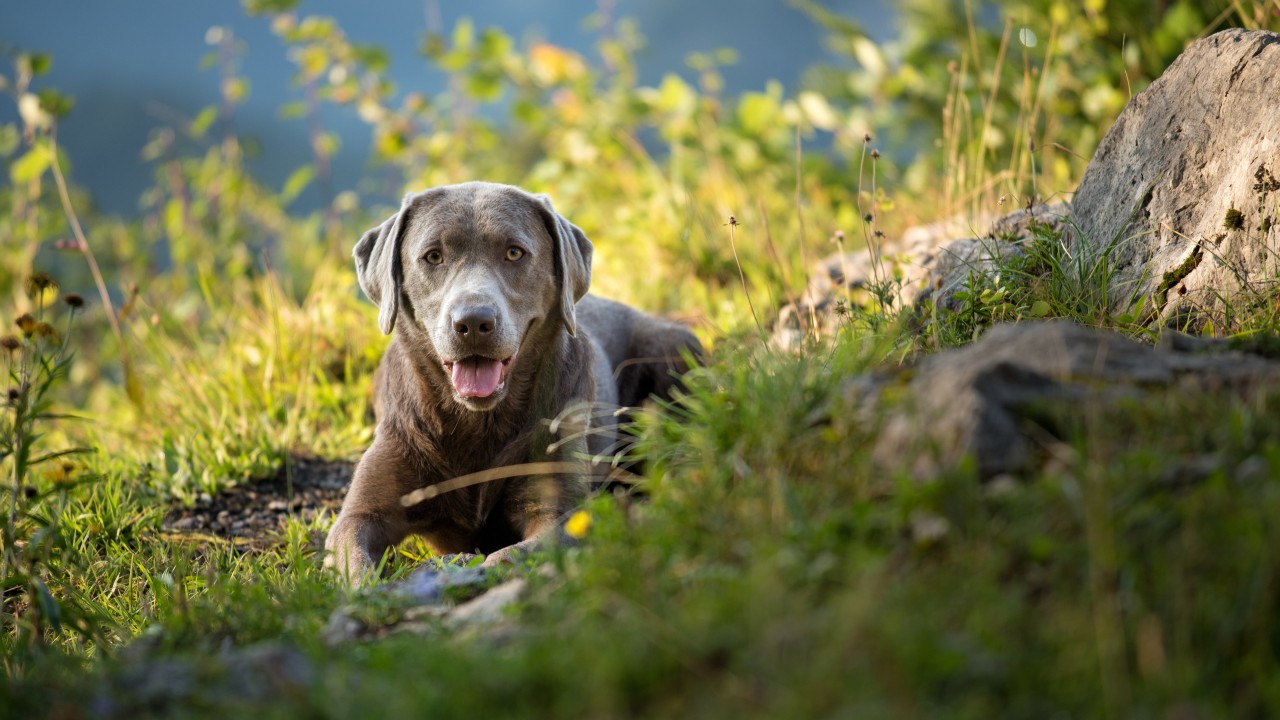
454 388 507 412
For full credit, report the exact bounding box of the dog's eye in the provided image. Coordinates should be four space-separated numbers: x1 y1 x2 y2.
424 250 444 265
505 246 525 261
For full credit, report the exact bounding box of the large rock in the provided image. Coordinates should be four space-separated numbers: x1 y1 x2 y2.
865 321 1280 478
771 204 1069 348
1069 29 1280 330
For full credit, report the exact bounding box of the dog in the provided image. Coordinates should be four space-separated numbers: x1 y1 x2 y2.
324 181 701 582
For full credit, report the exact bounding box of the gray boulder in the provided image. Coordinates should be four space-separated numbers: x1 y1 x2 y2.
866 321 1280 478
1069 29 1280 330
771 203 1069 348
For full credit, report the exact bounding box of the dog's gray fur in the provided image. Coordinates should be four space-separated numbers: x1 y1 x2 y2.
325 181 701 582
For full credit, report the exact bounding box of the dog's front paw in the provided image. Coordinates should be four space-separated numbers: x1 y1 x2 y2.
481 543 530 568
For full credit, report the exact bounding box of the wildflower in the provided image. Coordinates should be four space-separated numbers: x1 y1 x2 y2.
15 314 36 337
1 335 19 353
64 293 85 309
564 509 592 539
24 272 58 299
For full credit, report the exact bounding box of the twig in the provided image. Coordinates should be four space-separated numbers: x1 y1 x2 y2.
400 461 637 506
725 216 765 337
48 133 127 357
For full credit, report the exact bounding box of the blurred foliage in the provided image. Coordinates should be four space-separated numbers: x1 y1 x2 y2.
796 0 1280 218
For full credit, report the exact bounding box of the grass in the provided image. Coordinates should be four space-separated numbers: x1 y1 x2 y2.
5 3 1280 717
7 314 1280 717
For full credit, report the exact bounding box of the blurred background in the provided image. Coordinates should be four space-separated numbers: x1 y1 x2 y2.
2 0 892 214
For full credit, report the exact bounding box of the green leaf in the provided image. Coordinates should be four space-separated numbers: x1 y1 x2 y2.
34 577 63 632
242 0 300 16
190 106 218 138
28 53 53 76
37 88 75 118
281 165 315 203
28 448 90 466
10 143 51 184
1029 300 1051 317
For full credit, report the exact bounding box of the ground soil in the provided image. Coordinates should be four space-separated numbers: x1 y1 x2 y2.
161 457 353 543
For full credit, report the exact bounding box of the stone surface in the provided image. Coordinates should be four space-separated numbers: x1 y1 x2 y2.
912 204 1070 312
771 204 1069 348
865 320 1280 478
92 642 314 719
1069 29 1280 329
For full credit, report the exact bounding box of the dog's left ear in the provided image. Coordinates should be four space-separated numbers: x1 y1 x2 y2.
536 194 593 336
354 190 441 335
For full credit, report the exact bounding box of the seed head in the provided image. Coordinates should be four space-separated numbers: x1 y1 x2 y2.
863 213 874 224
871 149 880 160
833 230 845 243
6 387 19 403
64 293 85 309
0 335 19 353
15 314 36 337
863 133 872 144
24 272 59 299
35 322 59 342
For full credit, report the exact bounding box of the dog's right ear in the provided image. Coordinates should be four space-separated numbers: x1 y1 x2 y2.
354 191 438 335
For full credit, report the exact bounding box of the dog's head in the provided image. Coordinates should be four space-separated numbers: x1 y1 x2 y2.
353 182 593 411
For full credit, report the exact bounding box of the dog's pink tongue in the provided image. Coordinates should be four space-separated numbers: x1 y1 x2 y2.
451 358 504 397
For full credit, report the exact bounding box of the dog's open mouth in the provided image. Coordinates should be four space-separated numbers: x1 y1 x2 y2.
444 355 515 398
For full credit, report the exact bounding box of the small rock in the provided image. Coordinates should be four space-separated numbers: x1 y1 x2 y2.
445 579 527 628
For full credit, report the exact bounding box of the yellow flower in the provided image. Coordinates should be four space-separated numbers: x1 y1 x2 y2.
564 510 592 540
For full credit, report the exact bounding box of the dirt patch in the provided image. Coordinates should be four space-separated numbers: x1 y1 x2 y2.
162 457 353 541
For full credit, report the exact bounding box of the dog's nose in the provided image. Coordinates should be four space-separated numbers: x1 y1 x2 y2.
452 306 497 336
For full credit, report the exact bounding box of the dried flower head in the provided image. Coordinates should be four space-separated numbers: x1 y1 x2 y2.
6 387 19 403
64 293 85 309
863 133 872 144
871 149 881 160
15 314 36 337
25 272 59 299
1 335 19 353
35 321 59 342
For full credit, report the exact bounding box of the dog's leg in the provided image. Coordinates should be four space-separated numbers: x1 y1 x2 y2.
479 480 580 568
324 437 415 584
